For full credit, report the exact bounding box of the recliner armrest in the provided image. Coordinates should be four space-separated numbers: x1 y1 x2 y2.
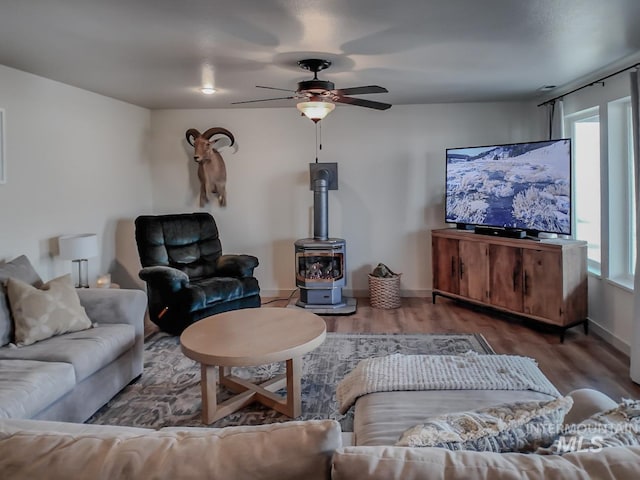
215 254 259 277
139 266 190 292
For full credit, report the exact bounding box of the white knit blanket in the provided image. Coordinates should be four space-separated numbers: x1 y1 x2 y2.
336 353 561 414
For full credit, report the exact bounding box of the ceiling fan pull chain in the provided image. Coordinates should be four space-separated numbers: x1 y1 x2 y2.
315 122 319 163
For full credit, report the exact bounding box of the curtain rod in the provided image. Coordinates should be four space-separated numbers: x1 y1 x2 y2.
537 62 640 107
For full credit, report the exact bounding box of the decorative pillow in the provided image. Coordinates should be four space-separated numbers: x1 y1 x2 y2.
396 396 573 453
0 255 43 347
6 274 92 346
538 398 640 455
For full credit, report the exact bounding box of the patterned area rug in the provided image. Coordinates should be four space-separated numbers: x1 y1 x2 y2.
87 332 494 431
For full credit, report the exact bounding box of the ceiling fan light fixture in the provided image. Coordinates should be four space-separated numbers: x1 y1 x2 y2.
232 58 391 113
200 63 217 95
297 100 335 123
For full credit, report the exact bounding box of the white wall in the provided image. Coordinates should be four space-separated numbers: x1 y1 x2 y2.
0 58 634 354
150 103 541 296
0 65 153 287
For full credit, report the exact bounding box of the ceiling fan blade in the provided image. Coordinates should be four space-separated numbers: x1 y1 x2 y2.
336 85 388 95
334 96 392 110
231 96 295 105
256 85 297 93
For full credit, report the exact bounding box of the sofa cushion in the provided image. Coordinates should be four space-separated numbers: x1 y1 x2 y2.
331 445 640 480
396 396 573 453
0 359 76 419
0 324 135 382
0 256 43 347
7 274 93 346
0 419 342 480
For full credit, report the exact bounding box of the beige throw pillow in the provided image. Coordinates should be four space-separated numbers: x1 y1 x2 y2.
6 274 92 346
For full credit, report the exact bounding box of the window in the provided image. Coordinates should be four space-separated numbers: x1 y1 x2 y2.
566 108 601 273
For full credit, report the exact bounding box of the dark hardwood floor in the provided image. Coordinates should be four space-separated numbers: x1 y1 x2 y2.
145 295 640 401
264 295 640 402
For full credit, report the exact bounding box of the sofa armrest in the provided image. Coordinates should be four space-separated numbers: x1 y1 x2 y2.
77 288 147 329
215 254 259 277
564 388 619 424
138 266 189 292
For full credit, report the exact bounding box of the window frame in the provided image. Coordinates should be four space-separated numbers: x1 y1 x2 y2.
565 106 602 275
606 97 635 288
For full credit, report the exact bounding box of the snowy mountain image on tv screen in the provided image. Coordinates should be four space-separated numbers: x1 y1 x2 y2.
446 139 571 235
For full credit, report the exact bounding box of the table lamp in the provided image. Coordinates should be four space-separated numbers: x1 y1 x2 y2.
58 233 98 288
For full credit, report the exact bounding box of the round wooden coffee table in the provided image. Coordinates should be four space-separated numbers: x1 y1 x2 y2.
180 307 326 424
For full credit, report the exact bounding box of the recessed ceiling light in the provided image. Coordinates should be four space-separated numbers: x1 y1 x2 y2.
200 87 216 95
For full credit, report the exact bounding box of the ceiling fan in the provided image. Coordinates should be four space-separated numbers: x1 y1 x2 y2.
231 59 392 121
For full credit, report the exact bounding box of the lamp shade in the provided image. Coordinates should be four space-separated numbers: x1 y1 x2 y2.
297 100 335 123
58 234 98 260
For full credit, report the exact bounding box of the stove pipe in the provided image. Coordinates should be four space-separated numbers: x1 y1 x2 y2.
312 168 330 241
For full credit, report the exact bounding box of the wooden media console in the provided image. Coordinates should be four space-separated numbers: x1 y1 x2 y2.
431 228 588 342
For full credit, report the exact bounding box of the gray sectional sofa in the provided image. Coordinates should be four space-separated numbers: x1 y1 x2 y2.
0 255 146 423
1 389 640 479
1 255 639 478
331 388 640 479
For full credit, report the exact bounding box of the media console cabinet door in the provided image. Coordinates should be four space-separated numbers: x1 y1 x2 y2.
522 249 564 324
489 244 523 312
459 240 489 302
432 236 459 294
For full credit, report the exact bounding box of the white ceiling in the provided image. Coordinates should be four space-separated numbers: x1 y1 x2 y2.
1 0 640 110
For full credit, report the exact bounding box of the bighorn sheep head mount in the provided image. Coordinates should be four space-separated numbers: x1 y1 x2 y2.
185 127 235 207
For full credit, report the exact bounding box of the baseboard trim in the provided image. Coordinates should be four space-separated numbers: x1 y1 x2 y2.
587 319 630 356
260 289 298 299
261 289 433 299
339 288 432 298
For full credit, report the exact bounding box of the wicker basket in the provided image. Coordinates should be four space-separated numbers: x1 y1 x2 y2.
368 273 402 309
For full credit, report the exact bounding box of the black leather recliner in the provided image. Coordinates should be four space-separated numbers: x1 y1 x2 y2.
134 213 261 335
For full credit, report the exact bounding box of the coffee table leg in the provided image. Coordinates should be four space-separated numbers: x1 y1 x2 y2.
199 359 303 422
286 356 302 418
201 364 218 424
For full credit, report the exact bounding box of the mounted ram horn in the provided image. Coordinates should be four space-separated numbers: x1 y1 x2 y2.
185 127 235 207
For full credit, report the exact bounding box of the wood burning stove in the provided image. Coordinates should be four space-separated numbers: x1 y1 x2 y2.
293 163 356 313
295 238 345 306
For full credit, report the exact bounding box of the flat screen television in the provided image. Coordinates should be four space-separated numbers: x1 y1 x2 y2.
445 138 572 236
